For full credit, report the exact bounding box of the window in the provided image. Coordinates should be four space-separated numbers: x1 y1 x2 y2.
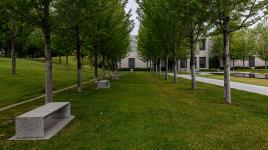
249 57 255 67
199 39 206 50
199 57 206 68
195 57 197 69
180 59 187 68
128 58 135 69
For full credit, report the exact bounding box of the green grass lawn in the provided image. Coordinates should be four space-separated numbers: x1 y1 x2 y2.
0 57 93 108
199 74 268 87
235 69 268 74
1 72 268 149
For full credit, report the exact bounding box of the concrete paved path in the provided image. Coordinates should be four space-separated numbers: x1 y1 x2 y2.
170 73 268 96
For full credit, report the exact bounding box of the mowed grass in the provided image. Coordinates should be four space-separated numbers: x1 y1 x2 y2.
199 74 268 87
0 57 93 108
1 72 268 149
236 69 268 74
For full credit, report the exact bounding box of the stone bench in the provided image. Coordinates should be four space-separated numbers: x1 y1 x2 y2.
98 80 111 89
112 75 120 80
10 102 74 140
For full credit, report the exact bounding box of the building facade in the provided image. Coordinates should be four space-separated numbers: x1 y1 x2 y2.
178 38 211 71
120 35 148 69
121 35 267 70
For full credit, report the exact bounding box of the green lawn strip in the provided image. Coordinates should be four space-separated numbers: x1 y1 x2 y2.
0 72 268 149
0 58 94 108
235 69 268 74
198 74 268 87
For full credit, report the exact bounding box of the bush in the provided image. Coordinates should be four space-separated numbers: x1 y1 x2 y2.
255 66 268 69
233 66 251 70
199 68 220 72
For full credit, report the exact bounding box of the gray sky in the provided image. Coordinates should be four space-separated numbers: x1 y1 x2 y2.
125 0 139 35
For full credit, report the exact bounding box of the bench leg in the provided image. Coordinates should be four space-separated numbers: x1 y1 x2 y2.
16 117 44 138
54 104 71 118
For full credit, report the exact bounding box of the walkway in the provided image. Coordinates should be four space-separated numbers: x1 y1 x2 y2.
170 73 268 96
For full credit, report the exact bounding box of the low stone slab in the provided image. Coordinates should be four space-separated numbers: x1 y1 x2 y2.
98 80 111 89
112 75 120 80
9 102 74 140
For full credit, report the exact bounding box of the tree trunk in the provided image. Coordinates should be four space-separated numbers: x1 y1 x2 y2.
94 53 98 84
243 59 245 70
66 55 69 72
223 21 231 104
159 58 162 76
190 33 196 90
11 31 16 75
44 31 53 103
11 19 16 75
75 26 82 92
59 55 62 64
165 55 168 80
116 61 119 75
233 60 235 71
108 59 110 79
102 55 105 80
150 59 152 74
265 60 267 69
4 48 8 58
155 59 158 74
146 60 149 71
150 60 152 72
42 2 53 104
173 40 177 84
173 56 177 84
177 60 179 73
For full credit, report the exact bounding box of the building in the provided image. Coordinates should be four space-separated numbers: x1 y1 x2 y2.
178 38 211 71
120 35 148 69
121 34 267 70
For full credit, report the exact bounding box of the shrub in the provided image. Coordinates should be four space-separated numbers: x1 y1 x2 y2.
199 68 220 72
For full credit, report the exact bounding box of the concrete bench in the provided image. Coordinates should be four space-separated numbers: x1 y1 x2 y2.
112 75 120 80
98 80 111 89
10 102 74 140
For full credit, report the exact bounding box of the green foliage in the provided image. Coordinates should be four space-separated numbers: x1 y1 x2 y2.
254 23 268 64
137 0 188 62
232 29 257 61
206 0 267 34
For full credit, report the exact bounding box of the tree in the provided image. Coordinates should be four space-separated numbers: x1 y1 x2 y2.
29 0 55 103
86 0 132 82
0 0 28 75
56 0 92 92
205 0 267 104
232 29 256 69
181 0 210 89
137 0 177 80
210 34 247 70
52 24 74 71
255 24 268 69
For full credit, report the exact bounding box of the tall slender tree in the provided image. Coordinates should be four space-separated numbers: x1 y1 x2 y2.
205 0 267 104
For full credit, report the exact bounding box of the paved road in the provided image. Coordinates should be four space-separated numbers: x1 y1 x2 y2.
170 73 268 96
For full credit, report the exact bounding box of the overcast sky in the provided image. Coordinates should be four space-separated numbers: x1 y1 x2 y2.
125 0 139 35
